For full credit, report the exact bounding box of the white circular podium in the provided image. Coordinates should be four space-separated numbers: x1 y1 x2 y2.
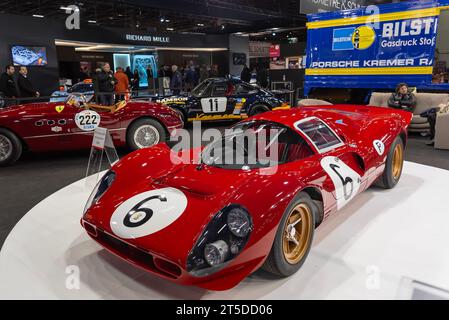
1 161 449 299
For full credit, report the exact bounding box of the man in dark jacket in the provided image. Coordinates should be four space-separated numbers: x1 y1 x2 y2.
0 65 18 106
240 65 251 83
387 83 417 112
97 63 117 106
17 66 40 99
171 65 183 95
256 64 268 89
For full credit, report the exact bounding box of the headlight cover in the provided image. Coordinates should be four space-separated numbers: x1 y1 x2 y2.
83 170 116 215
186 204 253 277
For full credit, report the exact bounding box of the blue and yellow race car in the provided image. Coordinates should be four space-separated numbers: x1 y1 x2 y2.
155 78 290 122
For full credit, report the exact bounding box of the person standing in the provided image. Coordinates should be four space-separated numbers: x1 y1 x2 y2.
0 65 18 106
131 69 140 97
184 64 196 92
125 66 133 83
17 66 40 99
146 66 155 92
97 63 117 106
240 64 251 83
114 67 129 102
199 64 208 83
92 68 101 104
256 64 268 89
171 65 182 95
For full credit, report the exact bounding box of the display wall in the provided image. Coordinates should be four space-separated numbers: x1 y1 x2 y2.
0 13 230 95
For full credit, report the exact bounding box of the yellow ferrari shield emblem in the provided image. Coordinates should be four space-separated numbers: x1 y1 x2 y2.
55 105 65 113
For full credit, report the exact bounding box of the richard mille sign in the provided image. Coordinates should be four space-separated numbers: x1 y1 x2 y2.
125 34 170 43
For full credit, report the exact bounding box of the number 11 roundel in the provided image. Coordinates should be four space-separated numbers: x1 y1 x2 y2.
321 156 362 210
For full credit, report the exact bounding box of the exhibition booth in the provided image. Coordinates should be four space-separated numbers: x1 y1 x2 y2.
1 0 449 302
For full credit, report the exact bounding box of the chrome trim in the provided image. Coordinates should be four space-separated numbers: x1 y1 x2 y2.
23 128 126 139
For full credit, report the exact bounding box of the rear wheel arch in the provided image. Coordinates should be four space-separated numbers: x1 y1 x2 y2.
301 187 324 227
248 103 270 116
399 130 407 147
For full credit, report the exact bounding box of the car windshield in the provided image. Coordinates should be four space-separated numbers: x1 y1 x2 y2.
191 80 213 98
201 121 314 170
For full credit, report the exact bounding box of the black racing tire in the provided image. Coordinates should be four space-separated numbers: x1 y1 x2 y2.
261 192 316 277
374 136 404 189
249 104 270 116
126 118 167 151
0 128 22 167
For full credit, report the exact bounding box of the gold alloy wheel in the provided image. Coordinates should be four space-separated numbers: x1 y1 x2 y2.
392 143 404 181
282 203 313 265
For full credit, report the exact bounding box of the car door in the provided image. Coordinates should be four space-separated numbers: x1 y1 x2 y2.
20 102 78 152
294 116 366 211
198 81 239 118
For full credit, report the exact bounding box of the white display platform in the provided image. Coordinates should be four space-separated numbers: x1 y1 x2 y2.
1 161 449 300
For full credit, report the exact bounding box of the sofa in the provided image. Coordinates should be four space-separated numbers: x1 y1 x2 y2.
297 99 333 107
368 92 449 133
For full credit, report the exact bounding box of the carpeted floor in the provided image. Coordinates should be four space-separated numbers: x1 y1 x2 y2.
0 131 448 249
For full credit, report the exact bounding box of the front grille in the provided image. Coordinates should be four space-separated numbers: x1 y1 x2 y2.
95 229 182 279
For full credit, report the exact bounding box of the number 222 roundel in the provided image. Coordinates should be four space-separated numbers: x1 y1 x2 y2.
75 110 101 131
110 188 188 239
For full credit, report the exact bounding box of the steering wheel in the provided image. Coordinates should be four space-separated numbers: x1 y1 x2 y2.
65 93 88 108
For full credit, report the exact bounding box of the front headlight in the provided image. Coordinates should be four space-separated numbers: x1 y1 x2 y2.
187 204 253 277
227 207 252 238
83 170 116 215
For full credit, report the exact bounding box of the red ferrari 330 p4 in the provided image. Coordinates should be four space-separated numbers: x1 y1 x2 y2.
0 94 183 166
81 104 412 290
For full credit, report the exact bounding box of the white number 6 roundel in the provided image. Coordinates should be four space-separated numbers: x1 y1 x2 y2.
321 156 362 210
110 187 188 239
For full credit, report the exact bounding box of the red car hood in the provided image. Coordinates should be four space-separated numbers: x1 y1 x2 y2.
85 144 255 266
0 102 60 119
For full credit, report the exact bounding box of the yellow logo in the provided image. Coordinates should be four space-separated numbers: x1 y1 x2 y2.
352 25 376 50
55 105 65 113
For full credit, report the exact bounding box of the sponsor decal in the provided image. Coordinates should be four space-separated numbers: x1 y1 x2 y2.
321 156 362 210
110 187 187 239
157 97 189 104
75 110 100 131
373 139 385 156
188 113 247 122
51 126 62 133
55 105 65 113
332 25 375 51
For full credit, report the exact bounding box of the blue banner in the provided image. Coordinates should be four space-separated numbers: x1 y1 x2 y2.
304 0 449 95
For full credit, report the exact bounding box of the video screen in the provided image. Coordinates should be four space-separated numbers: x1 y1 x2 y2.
132 55 157 87
11 46 48 66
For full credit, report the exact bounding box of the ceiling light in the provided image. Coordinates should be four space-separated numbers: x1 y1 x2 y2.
166 27 174 31
272 32 276 36
165 19 170 22
220 25 225 30
160 17 165 22
88 20 96 24
32 14 44 18
197 23 204 27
